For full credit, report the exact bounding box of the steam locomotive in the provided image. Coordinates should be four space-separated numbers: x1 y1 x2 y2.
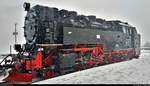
0 2 140 83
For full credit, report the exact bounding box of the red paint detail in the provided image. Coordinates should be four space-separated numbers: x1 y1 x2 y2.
108 54 113 63
61 44 104 68
85 48 136 66
135 51 140 56
74 63 82 71
43 49 57 78
44 70 54 79
61 44 104 53
86 61 99 64
73 44 78 48
44 49 57 66
40 44 63 47
31 51 42 71
97 55 104 65
26 60 31 70
25 51 42 71
15 63 22 69
3 71 35 82
15 60 24 69
61 47 97 51
92 48 99 58
116 53 121 62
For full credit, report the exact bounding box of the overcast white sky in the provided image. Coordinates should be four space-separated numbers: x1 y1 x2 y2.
0 0 149 54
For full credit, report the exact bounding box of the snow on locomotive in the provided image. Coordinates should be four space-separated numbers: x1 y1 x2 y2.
1 3 140 83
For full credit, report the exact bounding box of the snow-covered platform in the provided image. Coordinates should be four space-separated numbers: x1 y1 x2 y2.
33 50 150 84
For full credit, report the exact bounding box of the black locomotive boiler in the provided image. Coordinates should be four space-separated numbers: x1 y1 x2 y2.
0 2 140 83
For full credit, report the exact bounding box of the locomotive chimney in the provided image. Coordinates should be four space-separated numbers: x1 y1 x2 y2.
23 2 30 11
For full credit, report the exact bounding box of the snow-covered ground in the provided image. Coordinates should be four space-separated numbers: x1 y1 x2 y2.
34 50 150 84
